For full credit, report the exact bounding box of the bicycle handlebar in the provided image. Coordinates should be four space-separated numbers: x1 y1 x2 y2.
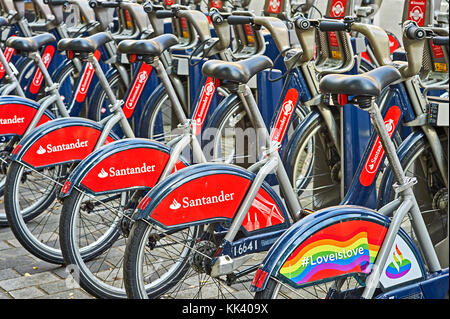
89 0 121 9
226 15 254 25
155 10 176 19
318 20 348 32
43 0 68 5
432 36 449 46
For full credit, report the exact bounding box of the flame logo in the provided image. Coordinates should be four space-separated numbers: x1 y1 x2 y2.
97 168 108 178
282 100 294 116
385 245 412 279
138 71 148 84
169 199 181 210
409 6 424 22
269 0 281 10
36 145 46 155
332 1 345 16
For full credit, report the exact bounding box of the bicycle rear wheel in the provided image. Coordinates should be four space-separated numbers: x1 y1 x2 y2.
3 161 67 263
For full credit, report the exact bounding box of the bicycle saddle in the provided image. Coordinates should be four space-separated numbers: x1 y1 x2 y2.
57 32 112 53
0 17 8 27
117 34 178 57
202 55 273 84
319 66 401 97
6 33 56 52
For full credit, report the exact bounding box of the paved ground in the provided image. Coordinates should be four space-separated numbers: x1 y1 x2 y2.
0 209 93 299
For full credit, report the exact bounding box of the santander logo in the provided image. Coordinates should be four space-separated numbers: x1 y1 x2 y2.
97 162 156 178
282 100 294 116
169 190 235 210
409 6 424 22
0 115 25 125
36 139 89 155
269 0 281 11
331 1 345 17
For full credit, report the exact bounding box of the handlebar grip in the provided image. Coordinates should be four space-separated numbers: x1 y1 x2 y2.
405 23 426 40
43 0 68 5
432 36 449 46
89 0 120 8
318 20 347 32
155 10 176 19
226 15 254 25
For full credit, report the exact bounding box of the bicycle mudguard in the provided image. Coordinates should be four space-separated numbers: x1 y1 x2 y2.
59 138 189 197
250 205 427 294
11 117 119 169
134 163 290 235
0 96 55 137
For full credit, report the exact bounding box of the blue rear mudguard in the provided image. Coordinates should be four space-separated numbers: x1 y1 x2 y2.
250 205 426 294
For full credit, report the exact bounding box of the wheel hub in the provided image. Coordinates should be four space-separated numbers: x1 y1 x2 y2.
189 240 217 274
433 188 448 211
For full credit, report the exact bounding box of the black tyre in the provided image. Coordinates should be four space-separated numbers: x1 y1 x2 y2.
3 161 67 263
59 188 132 298
286 114 341 211
254 275 368 299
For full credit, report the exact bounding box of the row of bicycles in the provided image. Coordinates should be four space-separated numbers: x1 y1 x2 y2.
0 0 448 299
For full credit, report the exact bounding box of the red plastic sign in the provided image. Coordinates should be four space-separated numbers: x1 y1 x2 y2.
359 105 401 187
75 50 101 103
329 0 347 18
267 0 282 14
407 0 427 26
243 188 285 232
150 173 251 227
192 77 218 136
0 38 16 79
123 62 152 118
210 0 222 8
29 45 55 94
270 88 298 145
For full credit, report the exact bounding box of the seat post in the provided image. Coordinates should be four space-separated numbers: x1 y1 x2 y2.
87 52 119 107
87 52 135 139
29 51 69 117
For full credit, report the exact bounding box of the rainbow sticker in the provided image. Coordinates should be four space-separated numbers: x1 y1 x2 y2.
385 245 412 279
280 220 387 285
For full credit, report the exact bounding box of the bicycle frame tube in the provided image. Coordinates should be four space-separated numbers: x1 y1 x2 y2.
88 53 135 147
0 50 24 97
362 100 442 298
